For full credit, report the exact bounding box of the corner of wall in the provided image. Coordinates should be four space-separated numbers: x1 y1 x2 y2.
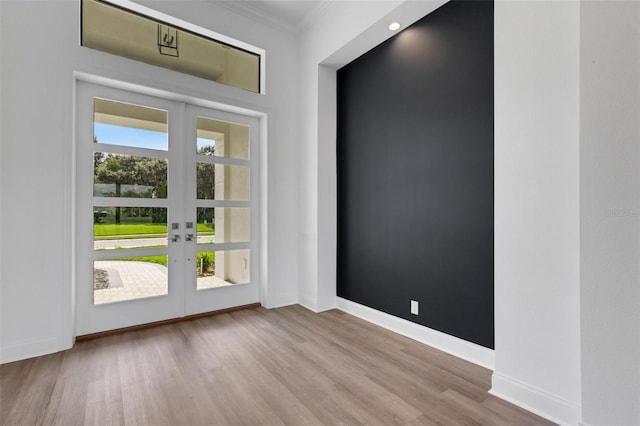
494 0 582 423
297 0 445 319
490 373 581 426
297 293 319 313
579 1 640 424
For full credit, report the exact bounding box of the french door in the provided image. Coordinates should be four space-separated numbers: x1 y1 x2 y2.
76 82 260 335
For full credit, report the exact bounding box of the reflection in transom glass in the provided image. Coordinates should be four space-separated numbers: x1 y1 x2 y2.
82 0 261 93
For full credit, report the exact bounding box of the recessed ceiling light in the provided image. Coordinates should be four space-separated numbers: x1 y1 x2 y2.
388 22 401 31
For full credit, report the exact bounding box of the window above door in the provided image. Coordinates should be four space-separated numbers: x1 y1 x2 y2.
81 0 263 93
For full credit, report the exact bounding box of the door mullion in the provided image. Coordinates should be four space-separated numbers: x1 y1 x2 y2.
167 102 187 313
183 105 198 307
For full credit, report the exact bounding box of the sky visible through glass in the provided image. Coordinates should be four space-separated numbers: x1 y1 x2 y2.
95 123 167 150
94 123 213 151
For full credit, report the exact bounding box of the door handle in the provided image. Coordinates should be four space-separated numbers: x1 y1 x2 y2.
185 234 194 242
170 234 181 243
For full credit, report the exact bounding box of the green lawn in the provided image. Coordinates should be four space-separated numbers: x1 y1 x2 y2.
94 223 214 240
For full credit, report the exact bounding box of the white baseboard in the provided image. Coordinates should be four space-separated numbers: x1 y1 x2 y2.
490 372 581 426
262 294 297 310
1 336 60 364
336 297 495 370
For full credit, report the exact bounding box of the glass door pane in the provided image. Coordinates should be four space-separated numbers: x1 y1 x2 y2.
195 207 250 244
185 108 259 314
76 83 185 337
92 98 171 305
196 117 250 159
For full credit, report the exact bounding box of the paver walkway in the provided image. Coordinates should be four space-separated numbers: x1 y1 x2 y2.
94 261 168 304
197 275 232 290
94 260 231 304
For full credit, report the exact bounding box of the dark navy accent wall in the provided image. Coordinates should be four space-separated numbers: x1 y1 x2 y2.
337 0 494 349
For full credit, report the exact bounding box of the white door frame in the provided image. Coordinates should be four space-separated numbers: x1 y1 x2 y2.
75 80 262 336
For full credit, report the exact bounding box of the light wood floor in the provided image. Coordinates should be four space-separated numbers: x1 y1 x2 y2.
1 305 554 425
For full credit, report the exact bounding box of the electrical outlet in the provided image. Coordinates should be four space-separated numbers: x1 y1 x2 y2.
411 300 419 315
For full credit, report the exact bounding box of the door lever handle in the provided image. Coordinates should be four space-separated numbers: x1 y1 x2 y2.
170 235 181 243
185 234 194 242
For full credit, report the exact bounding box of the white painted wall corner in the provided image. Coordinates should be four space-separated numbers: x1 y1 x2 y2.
490 372 581 426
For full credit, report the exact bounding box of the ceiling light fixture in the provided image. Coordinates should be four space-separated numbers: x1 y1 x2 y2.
388 22 401 31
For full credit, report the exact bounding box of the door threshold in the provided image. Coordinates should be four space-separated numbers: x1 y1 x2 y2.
76 302 261 342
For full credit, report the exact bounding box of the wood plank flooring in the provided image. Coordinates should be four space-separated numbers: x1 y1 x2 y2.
1 305 554 425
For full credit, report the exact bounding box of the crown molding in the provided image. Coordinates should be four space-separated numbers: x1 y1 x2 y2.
298 0 335 33
208 0 333 34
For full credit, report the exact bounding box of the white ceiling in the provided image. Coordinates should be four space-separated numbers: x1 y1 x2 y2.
210 0 330 32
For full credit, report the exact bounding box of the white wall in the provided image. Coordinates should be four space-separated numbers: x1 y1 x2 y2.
580 2 640 425
0 0 300 363
297 0 446 312
3 0 639 423
492 2 582 424
297 0 404 312
0 0 4 362
0 0 3 362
